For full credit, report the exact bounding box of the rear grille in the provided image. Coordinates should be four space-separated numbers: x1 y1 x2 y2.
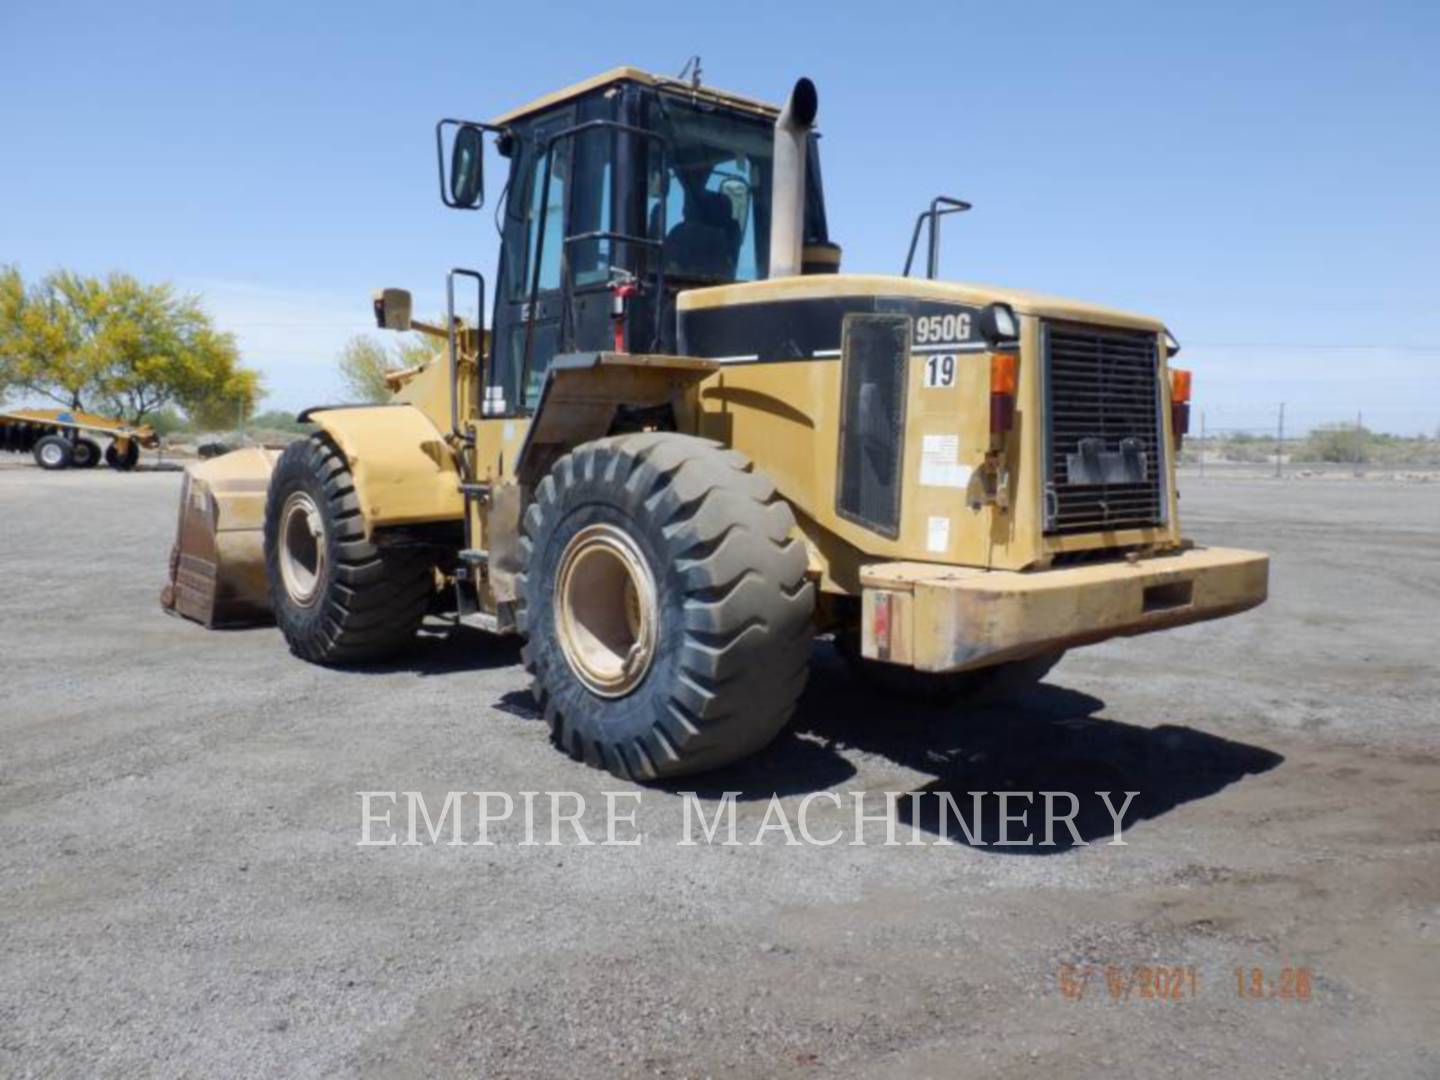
1042 322 1165 535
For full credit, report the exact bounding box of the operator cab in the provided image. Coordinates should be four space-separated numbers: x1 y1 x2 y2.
441 68 831 416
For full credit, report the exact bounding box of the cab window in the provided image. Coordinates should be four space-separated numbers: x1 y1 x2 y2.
521 142 567 295
647 96 826 284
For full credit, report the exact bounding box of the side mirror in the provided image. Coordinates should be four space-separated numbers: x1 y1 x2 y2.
450 125 484 207
437 120 488 210
373 288 413 332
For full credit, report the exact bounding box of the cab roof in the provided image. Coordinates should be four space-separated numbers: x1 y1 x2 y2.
489 66 781 127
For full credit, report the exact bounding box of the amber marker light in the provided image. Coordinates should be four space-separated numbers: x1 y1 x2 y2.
990 352 1018 436
1170 367 1192 444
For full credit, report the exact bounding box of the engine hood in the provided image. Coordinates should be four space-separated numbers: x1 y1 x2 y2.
677 273 1166 334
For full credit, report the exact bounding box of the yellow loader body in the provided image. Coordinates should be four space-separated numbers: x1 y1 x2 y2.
160 65 1269 784
860 546 1268 672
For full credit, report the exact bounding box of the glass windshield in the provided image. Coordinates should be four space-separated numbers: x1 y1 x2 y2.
648 97 825 284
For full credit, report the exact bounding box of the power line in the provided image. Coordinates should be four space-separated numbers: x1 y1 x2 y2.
1188 341 1440 352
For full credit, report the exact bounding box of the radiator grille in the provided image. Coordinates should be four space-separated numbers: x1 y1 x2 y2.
1043 322 1165 535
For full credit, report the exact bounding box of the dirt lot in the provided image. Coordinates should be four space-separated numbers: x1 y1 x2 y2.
0 460 1436 1078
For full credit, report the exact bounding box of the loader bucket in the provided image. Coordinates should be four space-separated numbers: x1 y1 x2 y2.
160 447 281 628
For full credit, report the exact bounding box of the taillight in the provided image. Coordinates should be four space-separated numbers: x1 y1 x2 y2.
990 352 1018 436
1169 367 1191 445
871 591 892 660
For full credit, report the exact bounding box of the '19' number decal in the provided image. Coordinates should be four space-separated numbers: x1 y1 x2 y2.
924 354 956 388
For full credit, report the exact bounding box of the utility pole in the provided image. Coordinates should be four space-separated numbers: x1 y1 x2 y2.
1355 409 1364 474
1276 403 1285 478
1199 410 1206 479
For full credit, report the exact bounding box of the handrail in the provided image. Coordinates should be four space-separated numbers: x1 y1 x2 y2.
446 268 485 470
902 195 972 279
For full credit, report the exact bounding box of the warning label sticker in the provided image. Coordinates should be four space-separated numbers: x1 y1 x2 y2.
926 515 951 553
919 434 972 489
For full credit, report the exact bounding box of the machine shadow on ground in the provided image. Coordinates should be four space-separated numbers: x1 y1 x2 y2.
351 622 526 676
361 624 1285 851
661 642 1285 852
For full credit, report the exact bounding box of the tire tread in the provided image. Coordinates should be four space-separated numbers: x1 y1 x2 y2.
518 433 814 778
265 434 432 664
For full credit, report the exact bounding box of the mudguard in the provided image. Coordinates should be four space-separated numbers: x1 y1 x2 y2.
301 404 464 529
515 352 719 486
162 405 463 629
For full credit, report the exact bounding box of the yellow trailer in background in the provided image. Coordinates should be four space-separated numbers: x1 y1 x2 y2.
0 407 157 471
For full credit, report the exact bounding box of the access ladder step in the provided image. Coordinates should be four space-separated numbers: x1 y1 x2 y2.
458 548 489 565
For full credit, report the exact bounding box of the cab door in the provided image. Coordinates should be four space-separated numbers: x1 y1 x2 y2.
484 107 576 422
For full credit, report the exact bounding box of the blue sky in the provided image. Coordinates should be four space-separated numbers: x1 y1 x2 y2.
2 0 1437 433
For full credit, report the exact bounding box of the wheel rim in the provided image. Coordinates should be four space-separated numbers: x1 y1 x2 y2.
278 491 327 606
39 443 65 467
554 524 659 698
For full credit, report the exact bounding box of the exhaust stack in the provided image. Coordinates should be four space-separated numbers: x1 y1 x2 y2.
767 77 818 279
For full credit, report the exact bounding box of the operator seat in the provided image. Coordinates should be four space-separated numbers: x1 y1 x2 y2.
662 189 741 281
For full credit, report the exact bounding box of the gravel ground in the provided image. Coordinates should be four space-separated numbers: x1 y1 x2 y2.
0 460 1436 1078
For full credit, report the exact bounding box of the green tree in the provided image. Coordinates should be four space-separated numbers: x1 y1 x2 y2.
146 406 192 437
337 332 443 403
1300 423 1371 464
247 409 313 435
0 266 261 423
0 266 24 399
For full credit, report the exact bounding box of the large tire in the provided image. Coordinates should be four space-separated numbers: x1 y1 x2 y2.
838 634 1065 705
73 438 102 468
33 435 73 470
263 434 434 664
105 441 140 471
519 434 814 780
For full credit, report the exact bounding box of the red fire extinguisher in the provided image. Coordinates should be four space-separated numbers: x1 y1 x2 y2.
609 271 639 353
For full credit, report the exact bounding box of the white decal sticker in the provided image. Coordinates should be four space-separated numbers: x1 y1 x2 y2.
919 434 973 488
914 313 972 345
926 516 951 553
923 354 956 388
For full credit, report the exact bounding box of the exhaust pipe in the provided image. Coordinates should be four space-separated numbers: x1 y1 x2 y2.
767 77 818 279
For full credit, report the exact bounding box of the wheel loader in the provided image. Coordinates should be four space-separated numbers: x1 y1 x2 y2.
163 67 1268 778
